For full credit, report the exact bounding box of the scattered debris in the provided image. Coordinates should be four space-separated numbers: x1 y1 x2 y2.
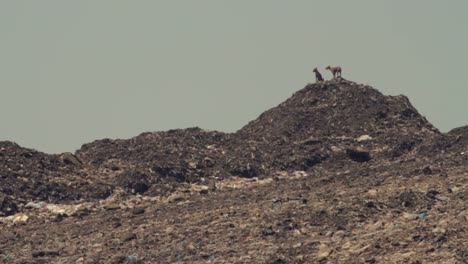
414 212 429 220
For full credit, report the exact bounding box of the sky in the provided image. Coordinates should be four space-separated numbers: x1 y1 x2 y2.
0 1 467 153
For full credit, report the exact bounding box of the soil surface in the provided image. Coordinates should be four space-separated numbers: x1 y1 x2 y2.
1 78 467 263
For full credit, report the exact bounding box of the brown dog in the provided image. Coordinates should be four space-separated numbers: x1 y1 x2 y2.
325 65 342 78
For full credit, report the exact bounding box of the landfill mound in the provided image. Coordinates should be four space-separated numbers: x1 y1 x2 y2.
77 128 230 183
415 125 468 167
1 78 467 263
236 78 439 161
448 125 468 146
238 78 438 140
1 79 464 206
0 141 76 207
76 78 441 180
0 141 113 213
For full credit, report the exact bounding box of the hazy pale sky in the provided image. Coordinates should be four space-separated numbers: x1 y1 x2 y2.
1 1 467 153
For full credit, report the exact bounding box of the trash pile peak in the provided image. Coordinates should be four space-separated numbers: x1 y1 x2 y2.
237 78 439 143
2 78 465 208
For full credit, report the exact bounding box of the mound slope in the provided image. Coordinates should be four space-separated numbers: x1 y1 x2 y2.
1 78 464 205
76 79 441 180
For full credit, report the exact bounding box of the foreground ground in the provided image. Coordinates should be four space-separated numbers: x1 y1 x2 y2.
1 159 467 263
